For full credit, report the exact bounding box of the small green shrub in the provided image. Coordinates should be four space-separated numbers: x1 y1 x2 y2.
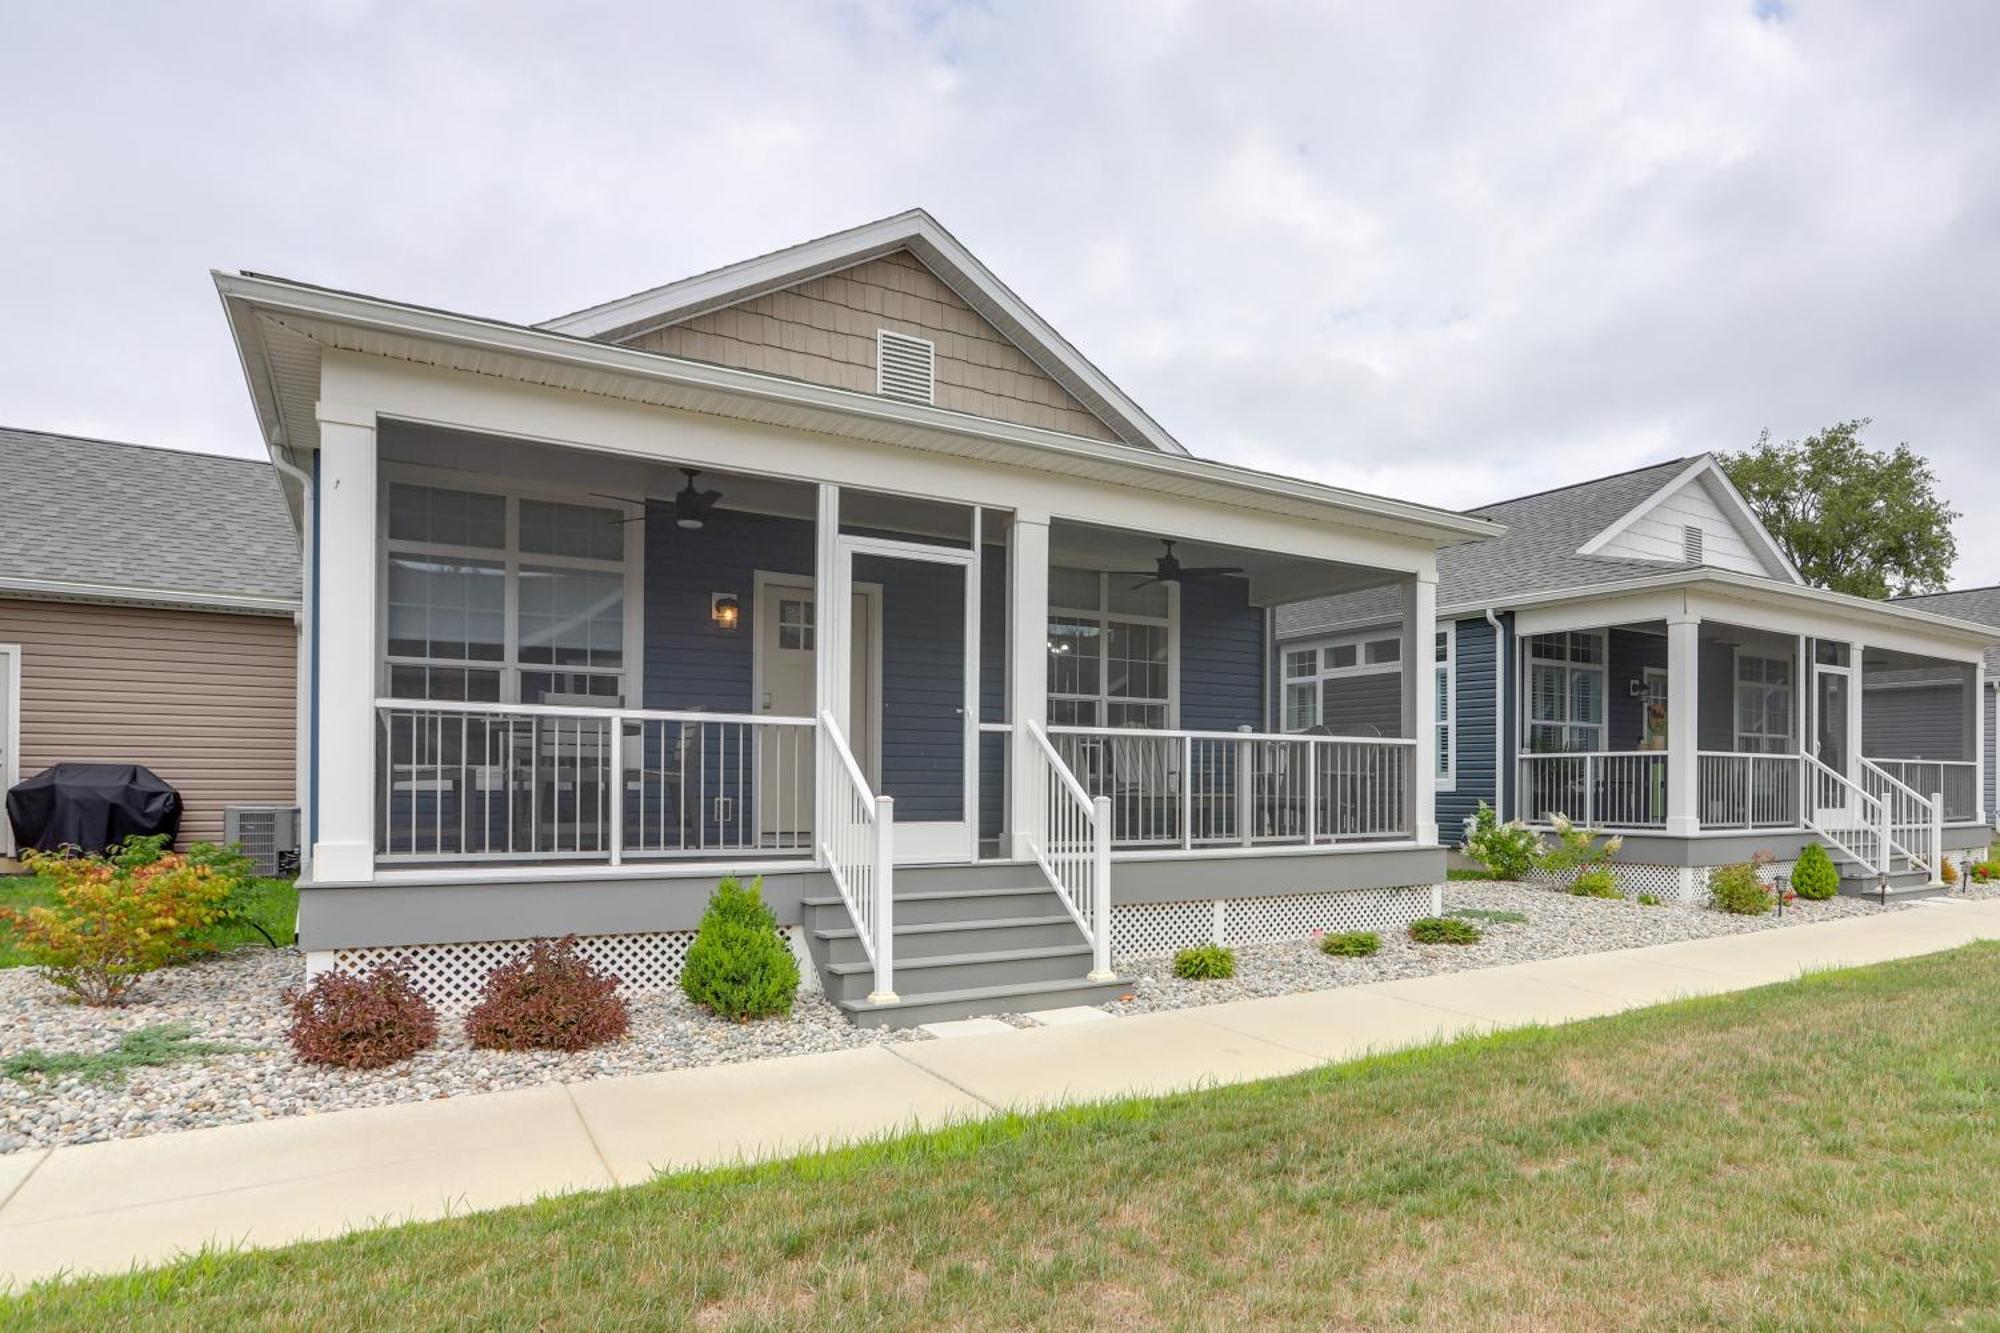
1172 945 1237 980
1791 844 1839 900
681 877 800 1021
1709 862 1774 916
1460 803 1544 880
1318 930 1380 958
1568 868 1623 899
1409 916 1481 945
1637 893 1664 907
1448 908 1528 925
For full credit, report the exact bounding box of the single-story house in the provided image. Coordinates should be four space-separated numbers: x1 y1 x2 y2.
215 208 1506 1024
0 427 300 857
1889 585 2000 832
1278 455 1995 902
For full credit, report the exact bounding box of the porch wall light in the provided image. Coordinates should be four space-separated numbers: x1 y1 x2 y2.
711 592 741 631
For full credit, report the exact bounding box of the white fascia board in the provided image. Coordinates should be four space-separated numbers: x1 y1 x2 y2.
1574 454 1801 583
0 575 298 617
213 272 1504 548
1445 568 2000 652
536 209 1193 456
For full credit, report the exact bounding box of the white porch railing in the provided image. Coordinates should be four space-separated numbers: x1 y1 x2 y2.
1516 751 1669 830
1696 752 1802 830
1858 757 1943 883
1803 752 1891 878
819 710 895 1005
1025 721 1113 981
1046 726 1416 849
1866 758 1978 824
375 700 815 863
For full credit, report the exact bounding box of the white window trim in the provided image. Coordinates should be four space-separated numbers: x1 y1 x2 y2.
1048 571 1179 728
1435 622 1456 791
1280 627 1405 732
378 465 644 707
1524 630 1608 754
1732 647 1796 755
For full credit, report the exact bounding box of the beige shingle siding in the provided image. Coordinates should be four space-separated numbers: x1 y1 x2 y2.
1 599 295 846
622 250 1123 442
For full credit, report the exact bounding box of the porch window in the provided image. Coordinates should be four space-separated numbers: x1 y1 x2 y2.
1283 648 1317 730
1526 631 1605 753
1435 626 1455 788
1734 654 1794 754
1279 629 1402 731
1049 568 1172 728
383 480 635 706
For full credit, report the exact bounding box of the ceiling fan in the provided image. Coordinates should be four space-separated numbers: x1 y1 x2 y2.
1112 539 1244 589
592 468 725 531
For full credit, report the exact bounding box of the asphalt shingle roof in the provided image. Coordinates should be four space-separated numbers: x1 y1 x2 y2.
0 426 299 606
1278 457 1697 638
1892 586 2000 675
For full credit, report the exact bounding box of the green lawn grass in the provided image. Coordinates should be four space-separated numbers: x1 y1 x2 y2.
9 944 2000 1328
0 875 296 967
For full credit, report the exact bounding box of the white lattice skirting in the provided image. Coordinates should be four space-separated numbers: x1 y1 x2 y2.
1111 885 1441 959
1528 860 1799 905
307 926 820 1009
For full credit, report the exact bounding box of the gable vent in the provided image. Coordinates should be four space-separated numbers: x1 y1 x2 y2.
875 330 935 404
1683 524 1705 565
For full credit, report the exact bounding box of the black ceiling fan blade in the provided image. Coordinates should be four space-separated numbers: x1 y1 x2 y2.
697 490 724 508
590 491 650 507
1106 569 1159 578
1127 576 1164 590
1178 565 1246 578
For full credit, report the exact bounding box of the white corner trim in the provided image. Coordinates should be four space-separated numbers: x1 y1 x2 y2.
1574 455 1801 584
532 209 1194 456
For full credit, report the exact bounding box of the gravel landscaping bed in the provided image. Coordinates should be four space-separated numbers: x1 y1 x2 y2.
1107 878 1996 1015
0 950 920 1155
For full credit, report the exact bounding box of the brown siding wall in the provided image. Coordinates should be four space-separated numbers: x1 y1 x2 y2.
623 250 1124 442
0 599 296 847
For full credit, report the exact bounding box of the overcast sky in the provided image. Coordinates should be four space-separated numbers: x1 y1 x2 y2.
4 2 1996 584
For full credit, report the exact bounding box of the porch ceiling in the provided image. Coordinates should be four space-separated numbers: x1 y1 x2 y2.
1051 520 1405 607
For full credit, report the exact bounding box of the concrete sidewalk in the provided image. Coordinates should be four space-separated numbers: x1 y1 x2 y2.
5 899 1998 1289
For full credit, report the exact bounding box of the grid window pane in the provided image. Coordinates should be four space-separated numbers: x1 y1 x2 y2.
1365 638 1401 666
1047 616 1102 698
387 483 505 549
519 499 624 561
517 565 624 669
386 554 505 662
1106 621 1168 701
388 664 502 702
520 671 621 705
1327 643 1357 669
1286 649 1317 679
778 598 815 651
1285 682 1317 731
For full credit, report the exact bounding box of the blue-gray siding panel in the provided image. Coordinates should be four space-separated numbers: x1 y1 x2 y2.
1439 616 1497 836
1179 577 1263 731
855 552 965 821
1608 627 1666 749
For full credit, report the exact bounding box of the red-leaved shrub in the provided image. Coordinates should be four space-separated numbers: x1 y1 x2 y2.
464 936 629 1052
286 967 439 1069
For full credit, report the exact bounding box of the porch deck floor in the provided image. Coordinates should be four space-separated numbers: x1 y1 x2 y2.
7 899 2000 1290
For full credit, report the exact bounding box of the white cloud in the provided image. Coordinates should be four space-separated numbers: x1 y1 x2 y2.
2 0 1996 581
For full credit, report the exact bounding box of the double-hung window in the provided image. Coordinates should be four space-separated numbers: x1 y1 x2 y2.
1526 631 1605 753
383 480 636 706
1047 567 1172 728
1734 654 1794 754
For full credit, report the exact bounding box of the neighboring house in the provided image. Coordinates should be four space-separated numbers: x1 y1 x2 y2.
1279 455 1995 902
1889 585 2000 832
0 427 300 854
215 208 1504 1023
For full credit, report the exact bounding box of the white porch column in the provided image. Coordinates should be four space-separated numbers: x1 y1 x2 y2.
311 404 378 881
1976 662 1989 826
1403 574 1439 844
1007 511 1051 859
1665 614 1700 836
1847 641 1867 782
813 484 844 850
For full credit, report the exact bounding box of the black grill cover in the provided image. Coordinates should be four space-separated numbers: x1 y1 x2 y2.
6 764 183 854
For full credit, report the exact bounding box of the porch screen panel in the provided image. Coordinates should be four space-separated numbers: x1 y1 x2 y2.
1526 632 1605 753
856 553 965 822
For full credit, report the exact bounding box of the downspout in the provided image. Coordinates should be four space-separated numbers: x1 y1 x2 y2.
1486 607 1507 822
270 447 314 879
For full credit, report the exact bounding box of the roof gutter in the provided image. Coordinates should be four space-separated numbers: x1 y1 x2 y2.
0 575 297 617
214 272 1506 547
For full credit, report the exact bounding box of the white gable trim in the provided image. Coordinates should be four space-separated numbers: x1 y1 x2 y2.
536 209 1190 457
1574 456 1801 582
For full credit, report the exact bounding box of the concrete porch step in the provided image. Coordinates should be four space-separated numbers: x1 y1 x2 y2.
820 944 1099 1003
1837 867 1943 901
838 975 1133 1029
811 914 1083 965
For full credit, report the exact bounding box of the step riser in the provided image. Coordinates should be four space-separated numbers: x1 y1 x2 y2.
893 862 1046 893
824 951 1096 1002
818 921 1082 966
845 979 1130 1029
802 890 1066 931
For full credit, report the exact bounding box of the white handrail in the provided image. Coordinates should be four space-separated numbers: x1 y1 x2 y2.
818 710 896 1005
1858 757 1942 885
375 696 811 728
1050 723 1418 746
1802 752 1889 878
1026 721 1113 981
